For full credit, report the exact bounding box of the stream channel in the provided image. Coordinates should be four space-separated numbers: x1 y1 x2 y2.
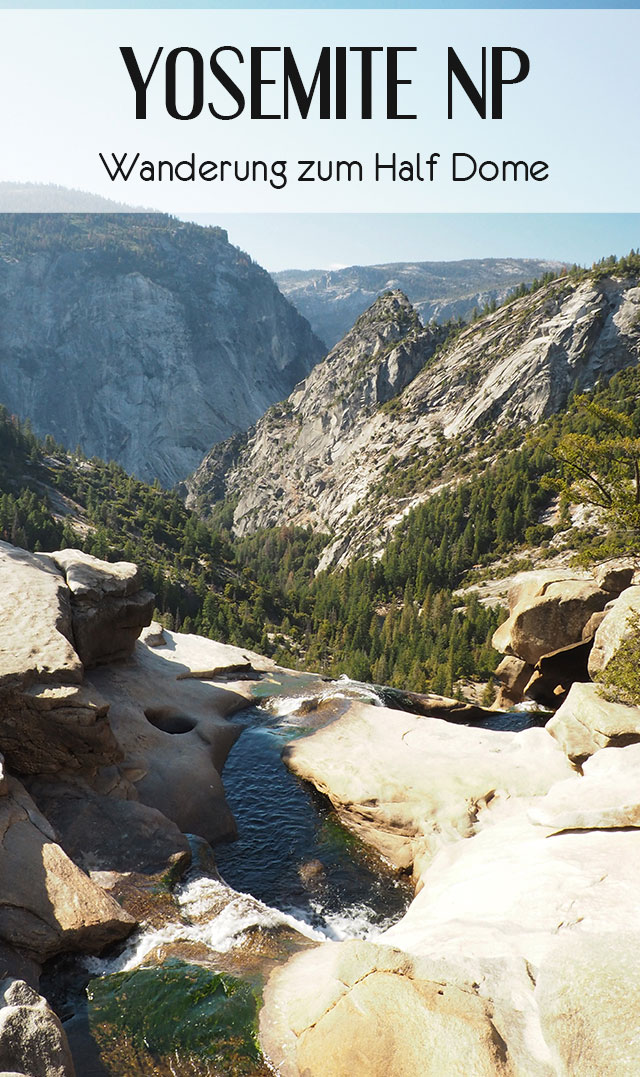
52 672 544 1076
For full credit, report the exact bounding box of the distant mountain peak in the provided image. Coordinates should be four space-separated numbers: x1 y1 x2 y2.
185 265 640 568
274 258 566 348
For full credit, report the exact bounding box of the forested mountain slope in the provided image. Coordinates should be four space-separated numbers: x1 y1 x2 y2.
0 214 324 486
186 262 640 569
4 343 640 694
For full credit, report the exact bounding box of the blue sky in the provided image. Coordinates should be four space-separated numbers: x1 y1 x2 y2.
185 213 640 271
0 6 636 271
3 1 639 7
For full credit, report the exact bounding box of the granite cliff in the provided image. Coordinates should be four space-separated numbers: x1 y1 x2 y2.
185 268 640 568
0 215 324 487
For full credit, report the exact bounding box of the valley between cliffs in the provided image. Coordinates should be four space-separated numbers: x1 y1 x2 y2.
4 234 640 1077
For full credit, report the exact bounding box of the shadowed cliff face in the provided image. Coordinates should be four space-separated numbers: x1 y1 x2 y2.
185 273 640 567
0 215 324 487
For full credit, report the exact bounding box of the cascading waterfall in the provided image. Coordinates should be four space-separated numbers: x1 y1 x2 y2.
59 673 546 1075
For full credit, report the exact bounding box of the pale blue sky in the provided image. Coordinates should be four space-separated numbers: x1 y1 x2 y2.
3 1 638 7
1 9 638 214
185 213 640 271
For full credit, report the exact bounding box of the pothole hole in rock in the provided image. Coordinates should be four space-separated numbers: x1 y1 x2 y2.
144 708 198 734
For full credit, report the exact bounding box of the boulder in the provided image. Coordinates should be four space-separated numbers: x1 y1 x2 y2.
0 543 82 691
588 585 640 678
69 590 155 668
0 683 120 776
0 777 134 960
581 607 610 641
26 776 191 877
505 569 590 612
282 700 574 872
0 545 130 775
47 550 142 601
546 682 640 763
139 621 166 648
592 558 637 594
494 656 534 708
0 978 76 1077
529 743 640 832
492 575 610 666
48 549 154 668
260 940 516 1077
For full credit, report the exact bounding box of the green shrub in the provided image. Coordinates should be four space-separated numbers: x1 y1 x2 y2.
599 613 640 706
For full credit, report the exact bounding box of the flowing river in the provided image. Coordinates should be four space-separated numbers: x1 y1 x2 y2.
52 673 546 1075
54 674 412 1076
214 674 412 939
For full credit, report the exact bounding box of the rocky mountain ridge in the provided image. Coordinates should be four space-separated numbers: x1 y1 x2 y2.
274 257 565 347
185 269 640 569
0 214 324 487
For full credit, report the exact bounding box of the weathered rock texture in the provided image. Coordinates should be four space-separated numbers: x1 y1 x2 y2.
283 700 574 874
261 940 516 1077
489 566 640 708
0 544 81 691
264 688 640 1077
0 544 153 774
274 258 564 348
0 978 76 1077
535 934 640 1077
495 655 534 708
25 776 191 877
187 272 640 568
0 537 282 1048
0 214 324 485
588 584 640 677
547 682 640 762
0 775 134 960
492 570 611 666
0 683 120 776
86 631 274 844
48 550 154 667
528 743 640 832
